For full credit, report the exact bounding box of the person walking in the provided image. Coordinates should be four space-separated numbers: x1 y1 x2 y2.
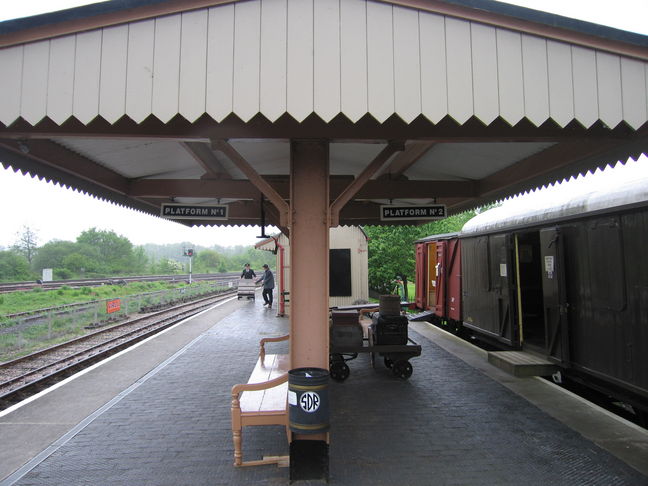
256 264 275 308
240 263 256 279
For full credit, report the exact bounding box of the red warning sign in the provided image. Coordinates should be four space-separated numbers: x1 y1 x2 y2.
106 298 121 314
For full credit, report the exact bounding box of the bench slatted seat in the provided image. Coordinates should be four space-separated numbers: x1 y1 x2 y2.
230 335 290 467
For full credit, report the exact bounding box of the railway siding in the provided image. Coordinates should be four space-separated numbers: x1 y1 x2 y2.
0 290 240 409
0 278 239 364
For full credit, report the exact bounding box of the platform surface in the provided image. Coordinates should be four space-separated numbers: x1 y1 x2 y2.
1 297 647 486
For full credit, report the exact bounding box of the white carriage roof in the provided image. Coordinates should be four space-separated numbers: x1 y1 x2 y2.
461 159 648 235
0 0 647 228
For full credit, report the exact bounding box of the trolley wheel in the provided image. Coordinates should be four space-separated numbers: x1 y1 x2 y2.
330 362 350 382
392 360 413 380
383 357 394 369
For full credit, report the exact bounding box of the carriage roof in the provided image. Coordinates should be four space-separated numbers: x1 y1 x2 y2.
461 160 648 235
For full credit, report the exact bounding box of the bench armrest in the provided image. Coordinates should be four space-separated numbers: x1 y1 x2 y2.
231 373 289 423
259 334 290 360
231 372 289 397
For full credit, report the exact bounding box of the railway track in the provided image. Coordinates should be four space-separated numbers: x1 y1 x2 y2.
0 273 239 293
0 289 239 411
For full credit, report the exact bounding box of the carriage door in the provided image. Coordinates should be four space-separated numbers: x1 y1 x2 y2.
539 228 570 364
489 234 517 345
427 243 437 310
435 241 448 317
415 243 427 309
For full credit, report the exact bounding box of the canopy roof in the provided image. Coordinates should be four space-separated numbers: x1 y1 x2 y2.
0 0 647 228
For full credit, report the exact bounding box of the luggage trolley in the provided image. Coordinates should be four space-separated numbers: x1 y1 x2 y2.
329 309 421 381
237 279 256 300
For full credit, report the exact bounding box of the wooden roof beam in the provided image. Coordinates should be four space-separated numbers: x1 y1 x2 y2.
330 142 405 226
180 141 232 180
211 139 290 227
375 141 436 179
127 178 477 199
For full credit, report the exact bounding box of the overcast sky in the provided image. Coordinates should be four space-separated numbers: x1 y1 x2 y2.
0 0 647 250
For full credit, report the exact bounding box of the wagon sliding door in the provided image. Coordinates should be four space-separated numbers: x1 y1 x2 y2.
435 241 447 317
539 228 570 364
462 234 516 345
490 234 516 345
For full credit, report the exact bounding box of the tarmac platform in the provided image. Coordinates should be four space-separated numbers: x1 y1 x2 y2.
1 294 647 485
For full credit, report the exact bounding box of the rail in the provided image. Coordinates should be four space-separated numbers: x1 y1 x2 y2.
0 290 237 410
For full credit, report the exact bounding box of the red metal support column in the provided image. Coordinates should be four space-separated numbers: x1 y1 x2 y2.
288 140 330 480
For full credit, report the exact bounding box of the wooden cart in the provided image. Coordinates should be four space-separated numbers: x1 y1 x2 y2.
329 319 421 381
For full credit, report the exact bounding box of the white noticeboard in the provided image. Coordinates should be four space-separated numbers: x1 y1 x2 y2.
42 268 53 282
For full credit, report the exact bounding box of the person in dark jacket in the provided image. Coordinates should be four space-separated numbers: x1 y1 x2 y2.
241 263 256 279
256 264 275 308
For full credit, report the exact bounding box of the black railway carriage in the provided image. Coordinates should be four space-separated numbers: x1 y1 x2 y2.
418 167 648 418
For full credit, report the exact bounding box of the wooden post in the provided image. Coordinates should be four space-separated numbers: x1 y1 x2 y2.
289 140 330 370
289 140 330 480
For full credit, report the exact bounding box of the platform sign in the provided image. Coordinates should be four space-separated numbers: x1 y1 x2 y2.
380 204 447 221
160 203 228 220
106 299 121 314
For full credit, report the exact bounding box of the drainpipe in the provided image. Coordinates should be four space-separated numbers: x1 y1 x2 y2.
272 236 287 317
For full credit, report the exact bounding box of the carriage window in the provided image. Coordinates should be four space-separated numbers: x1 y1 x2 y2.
588 218 626 311
489 234 508 291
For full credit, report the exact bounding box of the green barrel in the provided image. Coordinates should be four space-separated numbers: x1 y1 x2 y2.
288 368 329 435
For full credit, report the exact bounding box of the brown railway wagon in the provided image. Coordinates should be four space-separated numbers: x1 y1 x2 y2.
414 233 462 333
417 168 648 421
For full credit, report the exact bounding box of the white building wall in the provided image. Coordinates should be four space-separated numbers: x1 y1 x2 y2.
256 226 368 314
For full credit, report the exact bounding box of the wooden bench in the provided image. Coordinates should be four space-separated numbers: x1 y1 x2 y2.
230 334 291 467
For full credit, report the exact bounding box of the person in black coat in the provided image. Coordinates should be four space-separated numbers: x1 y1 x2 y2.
241 263 256 279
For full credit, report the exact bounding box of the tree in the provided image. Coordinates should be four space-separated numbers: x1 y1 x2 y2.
131 246 149 274
229 247 270 272
31 240 79 274
363 211 478 295
12 225 39 264
153 258 183 274
61 252 101 276
364 225 423 295
0 251 33 282
76 228 135 274
194 249 223 273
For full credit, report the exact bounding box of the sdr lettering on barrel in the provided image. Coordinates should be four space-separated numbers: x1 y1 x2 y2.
288 367 329 434
300 392 320 413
